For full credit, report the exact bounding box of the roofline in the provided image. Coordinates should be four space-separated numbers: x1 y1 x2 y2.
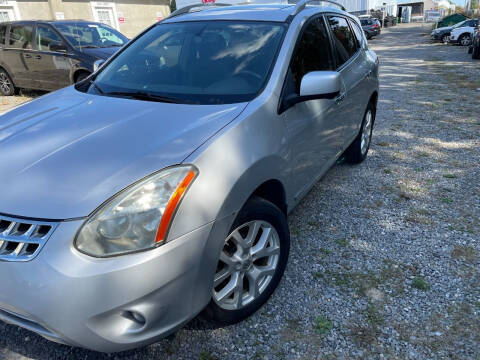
167 0 345 22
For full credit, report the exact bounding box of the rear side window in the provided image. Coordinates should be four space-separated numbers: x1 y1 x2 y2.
9 25 33 49
349 20 364 48
287 17 334 94
327 16 358 67
0 25 6 45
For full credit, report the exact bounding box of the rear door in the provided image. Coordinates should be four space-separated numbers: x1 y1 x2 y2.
33 24 72 90
326 15 367 145
3 23 35 89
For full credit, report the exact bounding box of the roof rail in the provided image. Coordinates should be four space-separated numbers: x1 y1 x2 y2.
169 3 232 18
289 0 346 16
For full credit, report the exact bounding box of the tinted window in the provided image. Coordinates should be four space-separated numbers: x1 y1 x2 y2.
328 16 358 67
88 21 286 104
54 22 127 48
349 20 364 47
9 25 33 49
36 25 64 51
360 19 372 26
0 25 6 45
287 17 334 94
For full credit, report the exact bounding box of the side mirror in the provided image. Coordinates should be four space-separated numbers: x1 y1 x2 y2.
281 71 341 113
49 42 67 52
299 71 341 98
93 59 105 72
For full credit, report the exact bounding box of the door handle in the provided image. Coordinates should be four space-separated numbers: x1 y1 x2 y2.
335 92 346 104
24 54 32 58
35 55 42 60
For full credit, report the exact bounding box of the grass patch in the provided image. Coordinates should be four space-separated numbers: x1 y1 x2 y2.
199 351 216 360
451 245 477 263
440 197 453 204
412 276 430 291
314 316 333 335
364 303 385 326
383 168 392 174
443 173 457 179
335 238 348 247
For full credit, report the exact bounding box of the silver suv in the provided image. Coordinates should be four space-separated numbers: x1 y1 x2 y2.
0 0 379 352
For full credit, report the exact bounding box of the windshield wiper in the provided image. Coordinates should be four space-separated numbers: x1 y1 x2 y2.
105 91 180 103
101 44 123 47
80 45 100 48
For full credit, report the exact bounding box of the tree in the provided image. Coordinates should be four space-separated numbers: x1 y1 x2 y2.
170 0 177 13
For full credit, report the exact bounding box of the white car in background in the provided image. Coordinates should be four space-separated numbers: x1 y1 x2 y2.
449 19 479 46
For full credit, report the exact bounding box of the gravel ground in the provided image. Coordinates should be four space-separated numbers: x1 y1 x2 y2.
1 23 479 360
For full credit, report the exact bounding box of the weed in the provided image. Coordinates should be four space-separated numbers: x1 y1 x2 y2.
443 173 457 179
412 276 430 291
314 316 333 335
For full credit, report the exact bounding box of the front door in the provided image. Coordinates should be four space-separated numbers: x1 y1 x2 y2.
33 24 72 90
280 15 345 200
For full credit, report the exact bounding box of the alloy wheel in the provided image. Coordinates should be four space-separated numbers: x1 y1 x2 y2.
361 109 373 155
213 220 280 311
460 35 471 46
0 73 11 94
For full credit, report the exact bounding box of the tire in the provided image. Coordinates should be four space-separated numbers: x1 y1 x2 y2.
75 72 91 83
0 69 15 96
202 196 290 325
473 45 480 60
344 101 375 164
441 34 449 44
458 34 471 47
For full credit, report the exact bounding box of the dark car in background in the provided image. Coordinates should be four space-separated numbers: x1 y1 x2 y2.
0 20 128 95
468 21 480 59
360 18 381 36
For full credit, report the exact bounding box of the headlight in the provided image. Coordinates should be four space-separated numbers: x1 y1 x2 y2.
75 165 197 257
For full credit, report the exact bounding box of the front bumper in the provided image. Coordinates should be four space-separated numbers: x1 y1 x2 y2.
0 216 232 352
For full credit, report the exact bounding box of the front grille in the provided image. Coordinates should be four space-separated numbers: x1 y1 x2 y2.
0 214 58 262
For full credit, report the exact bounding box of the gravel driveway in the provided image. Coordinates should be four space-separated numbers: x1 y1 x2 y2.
1 23 479 360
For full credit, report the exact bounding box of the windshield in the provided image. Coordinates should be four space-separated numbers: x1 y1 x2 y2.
85 21 286 104
54 22 128 48
452 21 466 29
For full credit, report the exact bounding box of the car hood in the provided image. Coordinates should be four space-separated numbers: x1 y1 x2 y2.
80 46 121 59
0 87 247 219
435 26 452 32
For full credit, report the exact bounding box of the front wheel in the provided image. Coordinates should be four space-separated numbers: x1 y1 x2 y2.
0 69 15 96
344 101 375 164
442 34 449 44
202 197 290 325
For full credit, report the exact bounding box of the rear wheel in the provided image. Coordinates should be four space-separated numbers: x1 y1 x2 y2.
202 197 290 325
344 101 375 164
459 34 471 46
0 69 15 96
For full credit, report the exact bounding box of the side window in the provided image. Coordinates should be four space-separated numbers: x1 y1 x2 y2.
9 25 33 49
0 25 6 45
327 16 358 67
349 20 364 48
287 17 334 94
36 25 63 51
